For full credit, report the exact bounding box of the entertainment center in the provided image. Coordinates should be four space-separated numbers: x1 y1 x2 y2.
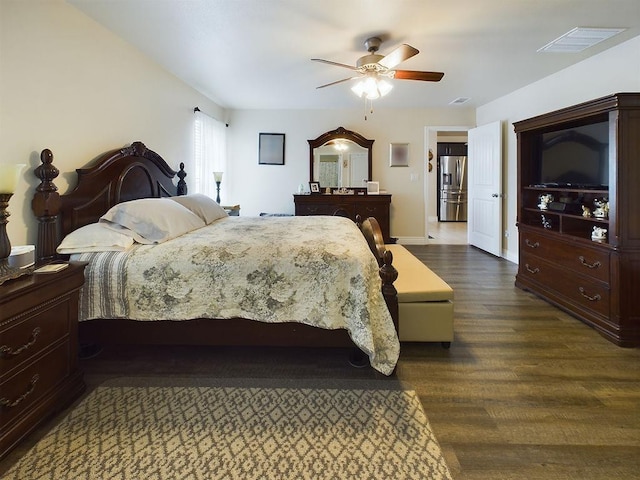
514 93 639 347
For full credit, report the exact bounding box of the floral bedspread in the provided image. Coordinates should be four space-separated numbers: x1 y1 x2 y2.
73 216 399 374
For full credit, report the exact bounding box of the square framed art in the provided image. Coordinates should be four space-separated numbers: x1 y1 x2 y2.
389 143 409 167
258 133 285 165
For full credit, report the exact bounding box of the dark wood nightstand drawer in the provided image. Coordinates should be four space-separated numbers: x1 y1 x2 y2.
0 262 86 460
0 299 72 378
0 341 71 433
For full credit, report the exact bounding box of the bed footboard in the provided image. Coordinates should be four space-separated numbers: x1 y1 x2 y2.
360 216 399 331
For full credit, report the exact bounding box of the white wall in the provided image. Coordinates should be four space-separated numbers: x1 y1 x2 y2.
226 107 474 241
477 35 640 263
0 0 225 246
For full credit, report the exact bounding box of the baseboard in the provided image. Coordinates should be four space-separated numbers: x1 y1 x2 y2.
394 236 428 245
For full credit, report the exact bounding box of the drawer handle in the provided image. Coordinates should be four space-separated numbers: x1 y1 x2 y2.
0 374 40 409
0 327 41 359
525 239 539 248
578 287 601 302
525 264 539 274
578 256 601 269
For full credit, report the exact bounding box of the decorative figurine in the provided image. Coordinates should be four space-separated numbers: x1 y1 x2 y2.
593 198 609 218
591 226 607 241
538 193 553 210
582 205 592 218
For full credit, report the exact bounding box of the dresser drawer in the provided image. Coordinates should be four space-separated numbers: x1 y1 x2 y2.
520 253 610 318
520 230 610 283
0 299 71 378
0 341 71 432
295 203 331 216
297 202 354 218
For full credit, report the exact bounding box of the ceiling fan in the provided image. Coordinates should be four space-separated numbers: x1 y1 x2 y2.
312 36 444 98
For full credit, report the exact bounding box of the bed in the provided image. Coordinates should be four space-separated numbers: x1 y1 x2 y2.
32 142 400 375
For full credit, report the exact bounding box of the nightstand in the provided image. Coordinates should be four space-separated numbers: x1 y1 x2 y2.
0 262 86 460
223 204 240 216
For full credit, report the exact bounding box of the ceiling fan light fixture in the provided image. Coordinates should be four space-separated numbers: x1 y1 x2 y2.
351 77 393 100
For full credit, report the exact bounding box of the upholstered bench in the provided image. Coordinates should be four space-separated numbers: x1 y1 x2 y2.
385 244 454 348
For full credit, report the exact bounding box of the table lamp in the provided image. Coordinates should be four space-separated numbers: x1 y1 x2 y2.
0 164 27 285
213 171 223 204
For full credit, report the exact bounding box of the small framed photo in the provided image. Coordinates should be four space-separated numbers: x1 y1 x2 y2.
259 133 285 165
367 181 380 195
309 181 321 194
389 143 409 167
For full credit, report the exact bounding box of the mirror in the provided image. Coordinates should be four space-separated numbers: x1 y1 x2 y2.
308 127 374 189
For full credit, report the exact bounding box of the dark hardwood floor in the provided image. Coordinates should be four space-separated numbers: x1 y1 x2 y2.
1 245 638 479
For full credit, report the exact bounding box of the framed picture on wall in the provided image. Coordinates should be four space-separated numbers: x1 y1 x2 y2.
259 133 285 165
389 143 409 167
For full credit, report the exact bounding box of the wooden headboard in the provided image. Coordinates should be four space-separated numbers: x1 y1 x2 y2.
32 141 186 263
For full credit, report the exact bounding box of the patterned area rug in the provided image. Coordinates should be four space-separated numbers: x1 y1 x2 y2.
4 378 452 479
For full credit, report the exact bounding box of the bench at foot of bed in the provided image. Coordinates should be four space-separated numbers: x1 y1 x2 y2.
385 244 454 348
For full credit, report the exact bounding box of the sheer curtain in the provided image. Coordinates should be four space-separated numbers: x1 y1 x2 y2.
193 110 227 201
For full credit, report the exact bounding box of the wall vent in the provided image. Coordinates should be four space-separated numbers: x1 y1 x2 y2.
449 97 470 105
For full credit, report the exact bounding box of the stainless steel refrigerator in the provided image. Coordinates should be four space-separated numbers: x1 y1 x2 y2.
438 155 468 222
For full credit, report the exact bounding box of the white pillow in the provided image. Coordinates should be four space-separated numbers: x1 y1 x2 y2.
169 193 228 224
57 222 134 254
100 197 205 244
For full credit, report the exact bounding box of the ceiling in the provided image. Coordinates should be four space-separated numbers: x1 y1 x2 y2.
68 0 640 110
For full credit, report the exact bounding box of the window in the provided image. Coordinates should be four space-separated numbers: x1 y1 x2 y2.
194 110 227 200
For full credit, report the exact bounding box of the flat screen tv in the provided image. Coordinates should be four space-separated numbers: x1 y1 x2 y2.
534 120 609 188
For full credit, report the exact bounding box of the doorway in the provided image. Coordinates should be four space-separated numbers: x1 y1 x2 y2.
424 126 471 244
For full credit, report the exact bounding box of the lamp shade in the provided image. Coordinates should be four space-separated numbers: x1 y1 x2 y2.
213 171 224 182
0 164 26 193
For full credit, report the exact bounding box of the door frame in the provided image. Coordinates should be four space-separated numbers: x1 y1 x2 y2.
424 125 474 243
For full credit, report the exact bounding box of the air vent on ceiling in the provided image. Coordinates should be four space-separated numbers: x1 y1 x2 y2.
449 97 470 105
538 27 626 53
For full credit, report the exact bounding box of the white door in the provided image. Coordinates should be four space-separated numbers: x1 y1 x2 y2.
468 121 502 256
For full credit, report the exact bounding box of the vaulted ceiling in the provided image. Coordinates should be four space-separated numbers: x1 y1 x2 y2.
68 0 640 110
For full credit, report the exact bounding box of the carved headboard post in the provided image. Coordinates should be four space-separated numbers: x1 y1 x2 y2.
32 149 61 264
177 162 187 196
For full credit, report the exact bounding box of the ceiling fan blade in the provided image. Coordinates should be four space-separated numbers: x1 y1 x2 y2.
316 77 357 89
393 70 444 82
311 58 358 71
378 44 419 69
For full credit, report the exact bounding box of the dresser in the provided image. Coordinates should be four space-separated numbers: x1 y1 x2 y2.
294 194 392 244
0 262 86 459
